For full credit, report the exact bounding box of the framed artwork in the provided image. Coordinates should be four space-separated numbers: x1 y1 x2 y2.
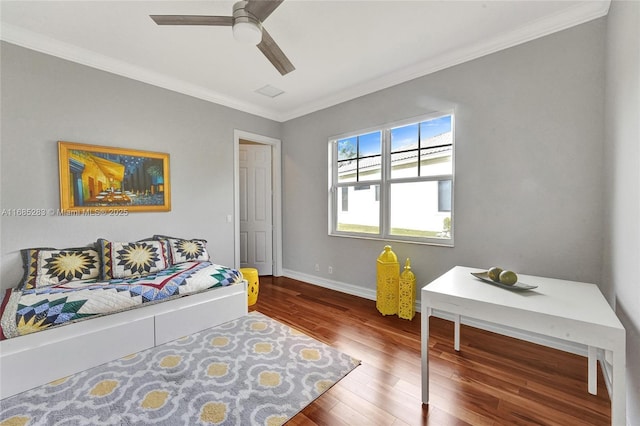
58 141 171 213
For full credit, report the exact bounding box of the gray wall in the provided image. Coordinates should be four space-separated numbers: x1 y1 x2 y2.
603 0 640 422
2 10 637 423
282 19 606 291
0 42 281 290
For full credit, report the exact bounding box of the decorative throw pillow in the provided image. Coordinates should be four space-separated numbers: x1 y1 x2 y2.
20 247 100 290
138 237 172 266
153 235 210 264
97 239 170 280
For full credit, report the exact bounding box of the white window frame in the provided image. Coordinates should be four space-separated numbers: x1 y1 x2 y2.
328 112 455 246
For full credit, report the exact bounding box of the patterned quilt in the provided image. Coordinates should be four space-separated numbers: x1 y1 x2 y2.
0 262 242 340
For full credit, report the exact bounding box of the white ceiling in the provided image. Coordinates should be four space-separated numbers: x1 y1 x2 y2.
1 1 610 122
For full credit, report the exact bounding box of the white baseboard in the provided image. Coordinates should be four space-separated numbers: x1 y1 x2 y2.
282 269 588 358
283 269 377 301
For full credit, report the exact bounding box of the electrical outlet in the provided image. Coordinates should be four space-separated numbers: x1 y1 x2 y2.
315 264 320 272
328 266 333 274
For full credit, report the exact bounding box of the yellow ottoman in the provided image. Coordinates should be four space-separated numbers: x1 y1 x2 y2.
240 268 259 306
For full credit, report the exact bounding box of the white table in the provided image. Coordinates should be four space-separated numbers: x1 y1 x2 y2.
421 266 626 426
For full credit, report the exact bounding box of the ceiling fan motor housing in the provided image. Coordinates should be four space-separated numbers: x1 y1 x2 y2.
233 1 263 44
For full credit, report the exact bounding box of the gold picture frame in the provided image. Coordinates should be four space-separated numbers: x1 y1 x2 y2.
58 141 171 213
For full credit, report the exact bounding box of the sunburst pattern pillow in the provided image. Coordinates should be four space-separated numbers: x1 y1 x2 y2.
153 235 210 264
97 239 170 280
20 247 100 290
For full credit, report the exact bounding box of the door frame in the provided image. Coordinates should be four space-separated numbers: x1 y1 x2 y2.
234 130 283 276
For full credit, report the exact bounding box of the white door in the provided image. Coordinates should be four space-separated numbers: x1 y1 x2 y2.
239 144 273 275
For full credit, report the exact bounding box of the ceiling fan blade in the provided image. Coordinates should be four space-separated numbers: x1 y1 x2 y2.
150 15 234 26
257 27 295 76
245 0 284 22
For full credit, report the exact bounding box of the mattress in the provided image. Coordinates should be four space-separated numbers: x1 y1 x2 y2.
0 261 242 340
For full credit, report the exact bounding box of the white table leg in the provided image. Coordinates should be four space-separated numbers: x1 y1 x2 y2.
611 345 626 426
454 314 461 351
587 345 597 395
421 304 430 404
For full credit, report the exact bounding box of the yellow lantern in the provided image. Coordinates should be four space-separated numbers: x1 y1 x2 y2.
376 245 399 315
398 258 416 320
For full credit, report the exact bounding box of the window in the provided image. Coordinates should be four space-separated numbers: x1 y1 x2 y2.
329 113 454 245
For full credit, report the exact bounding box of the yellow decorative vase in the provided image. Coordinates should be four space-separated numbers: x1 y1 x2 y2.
376 245 399 316
398 258 416 320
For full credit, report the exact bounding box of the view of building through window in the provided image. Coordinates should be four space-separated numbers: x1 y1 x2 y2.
330 114 453 244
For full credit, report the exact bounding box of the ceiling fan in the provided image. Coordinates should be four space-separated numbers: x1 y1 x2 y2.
150 0 295 76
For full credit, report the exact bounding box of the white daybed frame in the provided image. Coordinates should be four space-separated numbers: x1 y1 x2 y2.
0 280 247 399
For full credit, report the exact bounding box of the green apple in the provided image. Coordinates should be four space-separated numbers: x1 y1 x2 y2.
488 267 503 282
499 270 518 285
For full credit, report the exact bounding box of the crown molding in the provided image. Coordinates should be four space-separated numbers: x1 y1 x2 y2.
0 23 282 122
278 0 611 121
1 1 610 123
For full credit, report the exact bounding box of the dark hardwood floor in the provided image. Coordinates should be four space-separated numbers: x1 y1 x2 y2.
250 276 611 426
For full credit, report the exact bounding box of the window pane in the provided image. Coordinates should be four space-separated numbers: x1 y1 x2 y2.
391 124 418 179
419 146 452 176
391 124 418 153
359 132 381 157
338 137 357 161
419 115 453 177
336 184 380 234
390 151 418 178
337 137 356 183
389 181 451 239
337 159 357 182
358 154 381 181
420 115 452 144
337 133 381 182
358 132 381 182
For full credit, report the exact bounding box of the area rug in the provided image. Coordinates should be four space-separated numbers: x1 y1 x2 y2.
0 312 360 425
